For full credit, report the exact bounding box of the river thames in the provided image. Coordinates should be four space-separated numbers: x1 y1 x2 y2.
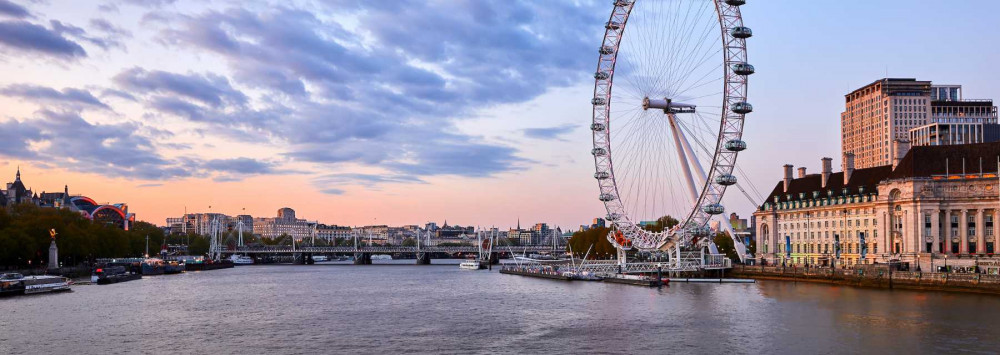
2 261 999 354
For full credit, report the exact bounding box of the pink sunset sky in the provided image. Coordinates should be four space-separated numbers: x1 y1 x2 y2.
1 0 998 229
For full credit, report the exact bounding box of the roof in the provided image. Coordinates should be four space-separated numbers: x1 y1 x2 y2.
762 165 892 206
761 141 1000 209
889 141 1000 179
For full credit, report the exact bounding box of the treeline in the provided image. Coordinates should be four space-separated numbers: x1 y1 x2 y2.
0 204 172 268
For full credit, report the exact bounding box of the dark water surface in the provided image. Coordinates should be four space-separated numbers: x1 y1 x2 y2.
2 261 999 354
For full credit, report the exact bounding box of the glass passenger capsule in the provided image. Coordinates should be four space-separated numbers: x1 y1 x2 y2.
614 0 634 6
592 97 607 105
599 193 616 202
702 203 725 215
687 225 712 237
731 26 752 39
599 46 615 55
594 71 609 80
732 62 755 75
605 21 621 30
725 0 746 6
594 171 610 180
606 213 621 221
591 147 607 156
591 123 606 131
724 139 747 151
715 174 738 186
731 102 753 114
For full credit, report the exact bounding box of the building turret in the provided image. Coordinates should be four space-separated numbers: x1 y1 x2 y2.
797 167 807 178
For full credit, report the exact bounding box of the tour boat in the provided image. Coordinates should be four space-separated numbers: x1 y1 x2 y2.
229 254 254 265
0 273 26 296
1 273 71 295
312 255 328 262
371 254 393 261
459 259 482 270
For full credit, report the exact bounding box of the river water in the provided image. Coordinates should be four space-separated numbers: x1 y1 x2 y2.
2 260 999 354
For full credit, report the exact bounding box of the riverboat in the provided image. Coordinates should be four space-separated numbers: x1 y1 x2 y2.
459 259 482 270
141 258 166 275
92 266 142 285
164 260 185 274
12 274 72 294
1 273 26 296
371 254 393 261
229 254 254 265
312 255 328 262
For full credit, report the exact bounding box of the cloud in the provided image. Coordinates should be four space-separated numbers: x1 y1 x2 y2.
0 20 87 59
0 0 29 19
150 1 598 187
114 67 247 108
205 158 275 174
320 188 344 195
0 110 289 182
523 124 577 140
1 84 110 110
313 173 426 189
137 183 163 188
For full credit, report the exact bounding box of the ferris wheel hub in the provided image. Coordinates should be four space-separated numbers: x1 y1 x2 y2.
642 97 696 114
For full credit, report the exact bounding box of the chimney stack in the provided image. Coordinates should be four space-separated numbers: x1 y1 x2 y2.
892 139 911 169
797 167 807 179
843 153 855 184
821 157 833 188
783 164 793 192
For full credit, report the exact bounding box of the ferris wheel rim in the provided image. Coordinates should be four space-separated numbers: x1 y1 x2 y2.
590 0 750 251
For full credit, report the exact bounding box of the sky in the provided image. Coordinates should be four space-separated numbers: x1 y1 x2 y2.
0 0 997 229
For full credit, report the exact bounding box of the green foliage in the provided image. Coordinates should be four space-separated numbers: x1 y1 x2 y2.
713 231 739 261
401 237 417 247
567 227 617 259
642 215 679 233
0 204 167 267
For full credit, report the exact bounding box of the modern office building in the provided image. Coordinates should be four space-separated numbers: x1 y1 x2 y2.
842 79 998 169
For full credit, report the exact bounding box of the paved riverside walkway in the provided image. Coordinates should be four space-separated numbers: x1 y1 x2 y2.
731 264 1000 295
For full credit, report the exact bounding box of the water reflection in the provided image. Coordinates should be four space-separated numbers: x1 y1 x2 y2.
1 264 998 354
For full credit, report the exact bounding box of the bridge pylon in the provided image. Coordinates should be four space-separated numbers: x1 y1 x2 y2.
353 252 371 265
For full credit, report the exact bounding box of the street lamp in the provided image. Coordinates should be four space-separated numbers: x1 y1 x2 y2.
944 254 949 273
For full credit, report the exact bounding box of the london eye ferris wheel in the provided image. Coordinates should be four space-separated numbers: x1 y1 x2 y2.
590 0 753 260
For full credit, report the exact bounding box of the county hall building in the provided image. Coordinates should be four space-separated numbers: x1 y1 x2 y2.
755 78 1000 273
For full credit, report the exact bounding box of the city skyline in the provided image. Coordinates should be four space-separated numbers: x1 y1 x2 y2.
1 0 999 229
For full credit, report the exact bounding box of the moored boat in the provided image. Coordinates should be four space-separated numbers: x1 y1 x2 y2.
459 259 483 270
371 254 393 261
21 275 71 294
92 266 142 285
312 255 328 262
1 273 26 296
141 258 166 275
229 254 254 265
164 260 185 274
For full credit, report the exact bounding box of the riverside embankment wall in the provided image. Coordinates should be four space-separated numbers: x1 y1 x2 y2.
731 265 1000 295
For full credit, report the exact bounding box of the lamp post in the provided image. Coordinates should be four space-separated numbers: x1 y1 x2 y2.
944 254 949 273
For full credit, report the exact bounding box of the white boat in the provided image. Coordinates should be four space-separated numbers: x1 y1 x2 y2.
229 254 254 265
312 255 328 262
371 254 393 261
20 275 71 294
459 259 482 270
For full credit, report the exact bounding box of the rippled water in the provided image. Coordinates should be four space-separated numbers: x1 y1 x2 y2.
2 260 999 354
